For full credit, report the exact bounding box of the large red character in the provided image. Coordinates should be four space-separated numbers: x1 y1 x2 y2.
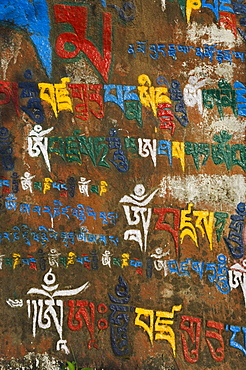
54 5 112 83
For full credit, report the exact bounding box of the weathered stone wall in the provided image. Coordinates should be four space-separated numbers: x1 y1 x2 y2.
0 0 245 369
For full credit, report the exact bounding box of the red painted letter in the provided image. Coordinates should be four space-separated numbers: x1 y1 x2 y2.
54 5 112 82
180 315 201 363
205 320 225 361
154 207 180 256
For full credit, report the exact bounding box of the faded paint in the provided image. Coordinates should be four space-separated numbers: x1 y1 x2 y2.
204 115 246 140
159 174 246 207
187 22 243 48
186 63 236 81
0 34 22 80
0 352 61 370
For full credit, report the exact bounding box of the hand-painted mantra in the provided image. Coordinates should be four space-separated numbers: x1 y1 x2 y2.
0 174 108 198
126 201 236 255
27 129 246 172
128 42 245 64
0 250 231 294
0 75 142 126
0 225 118 248
2 73 246 130
7 272 246 360
0 250 143 275
2 197 242 256
4 195 118 225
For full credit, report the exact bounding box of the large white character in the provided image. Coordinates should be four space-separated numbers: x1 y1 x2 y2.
138 138 157 167
120 184 158 252
26 269 90 354
28 124 54 172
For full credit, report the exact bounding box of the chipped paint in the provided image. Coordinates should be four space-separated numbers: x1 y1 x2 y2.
0 34 22 80
65 59 101 84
